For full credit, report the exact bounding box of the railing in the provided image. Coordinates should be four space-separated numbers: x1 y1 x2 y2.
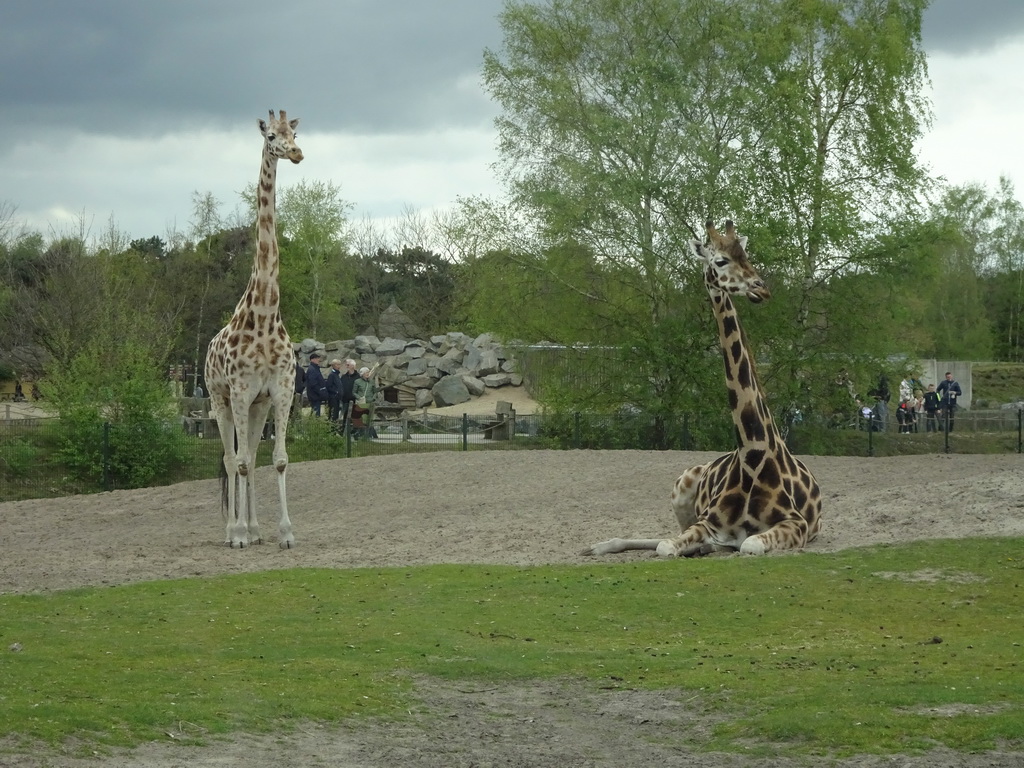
2 407 1022 502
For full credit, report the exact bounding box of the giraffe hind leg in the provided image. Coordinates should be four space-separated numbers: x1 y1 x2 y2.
213 407 246 547
582 463 711 557
242 401 273 545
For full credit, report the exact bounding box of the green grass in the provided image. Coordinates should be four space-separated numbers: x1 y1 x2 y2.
1 538 1022 757
972 362 1024 406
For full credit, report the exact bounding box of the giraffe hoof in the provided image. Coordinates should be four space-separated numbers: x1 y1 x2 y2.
740 537 766 555
656 541 677 557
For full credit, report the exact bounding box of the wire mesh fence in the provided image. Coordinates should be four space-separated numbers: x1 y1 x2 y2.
2 405 1022 502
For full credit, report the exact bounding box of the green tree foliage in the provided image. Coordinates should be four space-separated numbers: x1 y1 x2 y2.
476 0 931 420
40 252 188 488
129 236 166 261
975 178 1024 361
268 179 355 339
354 246 459 336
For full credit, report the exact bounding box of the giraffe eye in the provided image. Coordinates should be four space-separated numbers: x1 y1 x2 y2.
267 133 276 141
714 258 729 268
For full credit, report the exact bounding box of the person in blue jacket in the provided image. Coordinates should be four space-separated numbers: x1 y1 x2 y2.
936 371 963 432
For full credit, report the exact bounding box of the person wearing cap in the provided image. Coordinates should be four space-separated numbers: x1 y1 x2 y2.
352 365 379 439
304 352 329 417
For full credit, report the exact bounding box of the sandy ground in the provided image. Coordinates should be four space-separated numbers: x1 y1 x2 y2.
1 388 1023 766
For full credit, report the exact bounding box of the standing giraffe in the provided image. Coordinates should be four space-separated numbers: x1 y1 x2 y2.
584 219 822 557
204 110 303 548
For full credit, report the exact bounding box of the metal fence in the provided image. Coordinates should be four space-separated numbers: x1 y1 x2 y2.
2 405 1022 502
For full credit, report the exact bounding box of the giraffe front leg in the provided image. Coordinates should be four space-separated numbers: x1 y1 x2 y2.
228 404 256 548
230 467 252 548
271 395 294 549
656 522 717 557
740 517 810 555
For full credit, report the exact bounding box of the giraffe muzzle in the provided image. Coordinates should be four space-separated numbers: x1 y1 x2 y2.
747 285 771 303
288 148 304 164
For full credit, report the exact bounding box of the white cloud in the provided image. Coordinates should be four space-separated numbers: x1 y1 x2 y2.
6 124 503 242
916 40 1024 191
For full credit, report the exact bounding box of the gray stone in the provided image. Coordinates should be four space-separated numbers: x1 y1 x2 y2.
482 373 513 388
376 337 407 356
436 352 464 376
432 375 471 407
354 335 380 354
465 346 500 377
462 375 486 396
445 332 471 347
404 374 437 389
380 365 409 385
295 331 526 411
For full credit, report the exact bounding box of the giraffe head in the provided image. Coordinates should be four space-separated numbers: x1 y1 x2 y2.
690 219 771 304
258 109 304 164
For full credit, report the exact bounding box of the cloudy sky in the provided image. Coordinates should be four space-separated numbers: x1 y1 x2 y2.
1 0 1023 245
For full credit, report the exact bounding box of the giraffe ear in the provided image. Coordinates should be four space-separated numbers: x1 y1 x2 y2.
258 118 268 135
738 235 748 250
689 239 707 259
289 118 300 130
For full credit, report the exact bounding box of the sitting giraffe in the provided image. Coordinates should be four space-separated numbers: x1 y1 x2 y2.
584 219 822 557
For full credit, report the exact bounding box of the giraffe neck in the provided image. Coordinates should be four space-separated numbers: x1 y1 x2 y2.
710 290 783 454
234 147 281 320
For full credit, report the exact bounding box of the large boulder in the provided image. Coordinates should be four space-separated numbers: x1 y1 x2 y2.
463 345 500 377
375 337 407 357
462 375 486 396
293 330 527 412
481 373 513 388
405 357 429 376
432 375 471 407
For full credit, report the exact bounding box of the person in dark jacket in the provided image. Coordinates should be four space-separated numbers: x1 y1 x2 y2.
936 371 963 432
923 383 940 432
305 352 329 417
325 358 344 422
339 358 359 432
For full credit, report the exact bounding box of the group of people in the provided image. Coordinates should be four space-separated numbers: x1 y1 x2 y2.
862 371 963 433
294 354 379 438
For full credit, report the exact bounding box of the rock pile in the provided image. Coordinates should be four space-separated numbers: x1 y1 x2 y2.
296 332 523 409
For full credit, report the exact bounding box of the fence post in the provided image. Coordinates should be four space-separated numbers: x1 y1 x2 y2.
1018 408 1022 454
102 421 112 491
682 413 691 451
574 412 581 449
462 413 469 451
867 415 874 457
943 408 951 454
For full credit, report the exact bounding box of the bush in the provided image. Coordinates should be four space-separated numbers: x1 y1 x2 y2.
46 343 190 489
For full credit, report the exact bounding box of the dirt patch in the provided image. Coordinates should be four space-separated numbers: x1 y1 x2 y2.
1 450 1023 767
